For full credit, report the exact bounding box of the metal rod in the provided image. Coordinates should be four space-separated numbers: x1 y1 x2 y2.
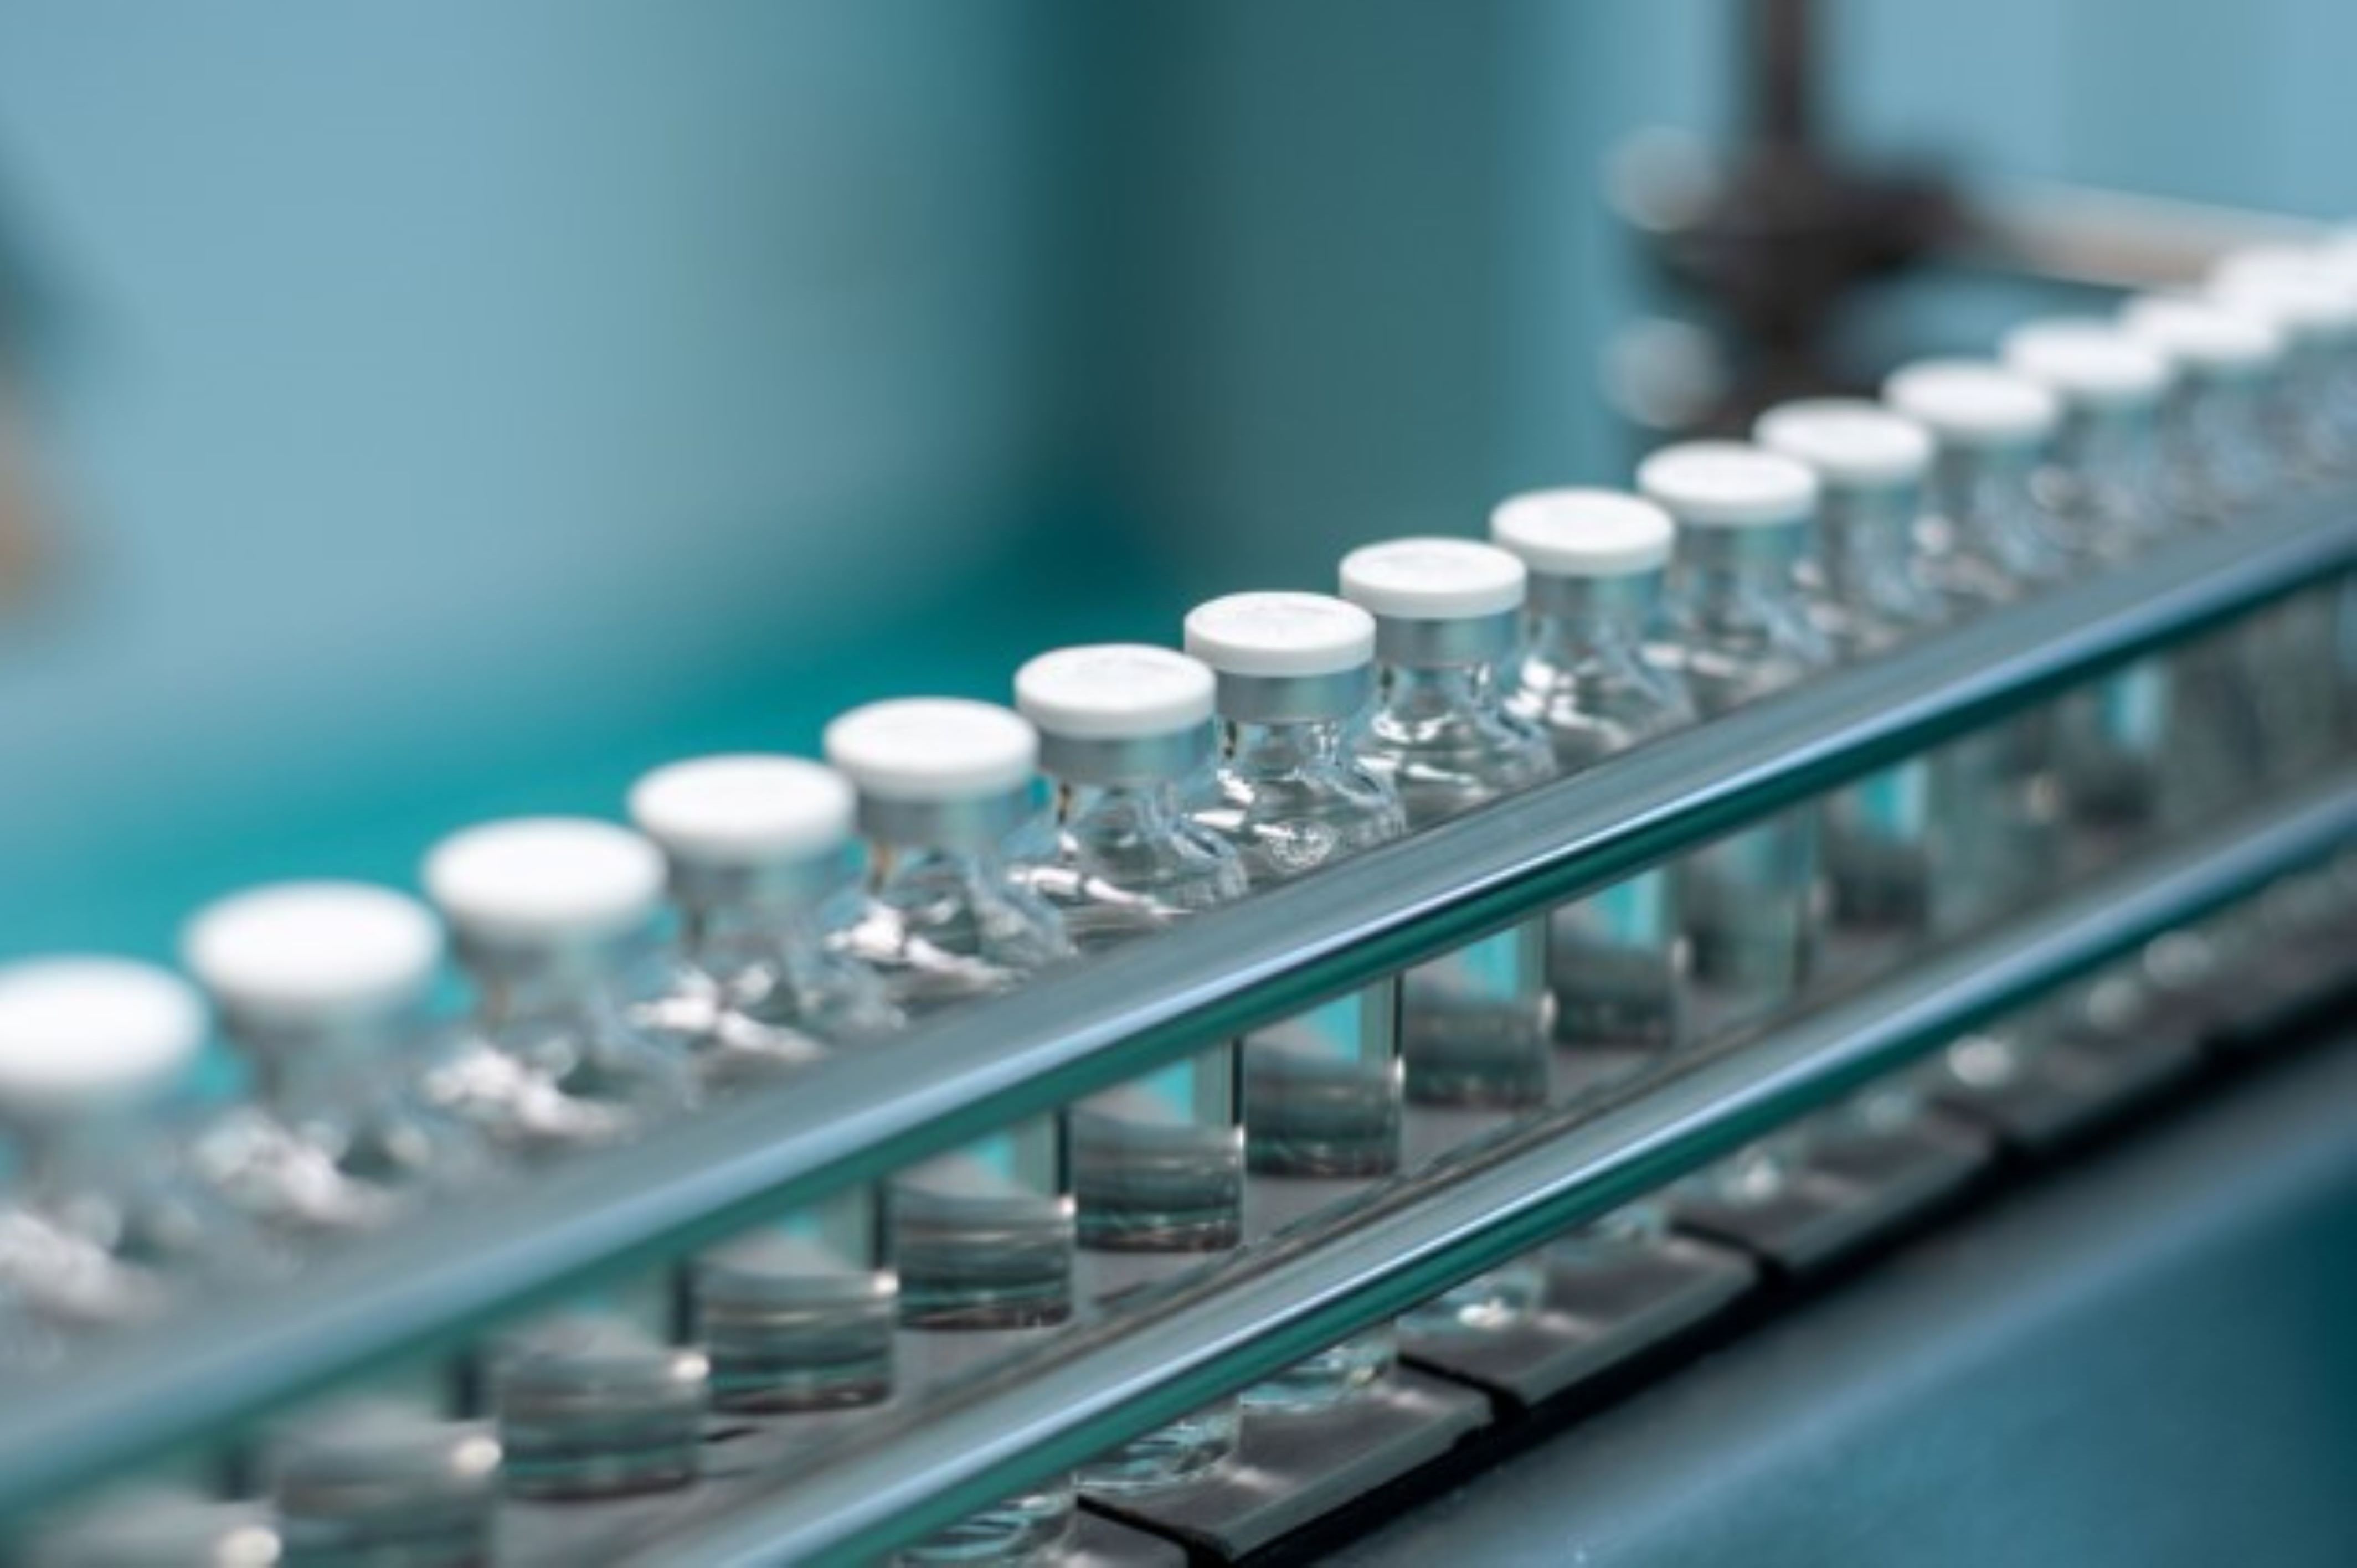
0 499 2348 1523
650 773 2357 1566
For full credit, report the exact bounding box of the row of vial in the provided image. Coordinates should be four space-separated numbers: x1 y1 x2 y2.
7 236 2357 1566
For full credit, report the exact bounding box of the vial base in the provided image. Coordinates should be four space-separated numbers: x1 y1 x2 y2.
1079 1400 1241 1496
1243 1054 1401 1180
490 1313 707 1502
893 1194 1074 1332
270 1409 498 1568
896 1485 1075 1567
697 1301 894 1414
1400 991 1551 1110
1072 1124 1242 1255
1241 1327 1397 1415
1399 1255 1548 1338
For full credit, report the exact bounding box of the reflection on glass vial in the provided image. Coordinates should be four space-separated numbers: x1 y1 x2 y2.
1680 814 1820 1028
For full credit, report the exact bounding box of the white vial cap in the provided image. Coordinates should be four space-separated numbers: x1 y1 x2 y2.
824 698 1038 804
0 958 203 1115
1880 360 2060 448
1489 488 1674 576
423 818 666 948
1635 441 1818 528
1752 398 1934 487
2119 293 2284 373
1184 592 1376 678
629 755 855 868
1339 537 1526 621
1999 320 2172 409
1015 645 1215 741
2210 248 2357 338
184 882 441 1023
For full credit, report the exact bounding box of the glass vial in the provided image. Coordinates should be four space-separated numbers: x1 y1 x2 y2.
629 756 900 1415
183 883 486 1245
1756 399 1951 938
1013 645 1248 1494
1882 360 2071 932
1183 592 1408 1412
181 885 501 1558
420 819 708 1500
2001 321 2183 843
1340 538 1555 1338
1491 490 1697 1258
1640 443 1834 1031
0 959 214 1347
824 699 1078 1566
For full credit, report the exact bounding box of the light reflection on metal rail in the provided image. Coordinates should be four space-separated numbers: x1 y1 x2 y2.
0 499 2348 1526
651 773 2357 1566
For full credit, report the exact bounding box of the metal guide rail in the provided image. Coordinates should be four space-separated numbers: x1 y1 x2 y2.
1 495 2353 1555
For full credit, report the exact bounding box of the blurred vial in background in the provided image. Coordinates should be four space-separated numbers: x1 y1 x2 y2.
183 884 486 1245
2119 295 2310 807
181 883 500 1564
824 699 1076 1568
1491 488 1693 1259
630 757 899 1416
421 820 707 1500
1886 361 2071 608
1639 443 1833 1210
1756 400 1950 941
1013 645 1248 1494
2001 323 2183 842
1639 443 1832 1030
1342 538 1553 1339
1184 592 1408 1414
1883 362 2071 934
2121 295 2284 520
0 958 223 1354
630 755 899 1090
22 1484 280 1568
2211 247 2357 476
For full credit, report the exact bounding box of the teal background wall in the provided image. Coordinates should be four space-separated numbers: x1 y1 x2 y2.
0 1 2350 961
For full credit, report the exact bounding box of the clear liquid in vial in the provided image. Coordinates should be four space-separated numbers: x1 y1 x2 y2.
488 1275 708 1500
892 1123 1073 1332
1071 1054 1241 1253
693 1186 894 1412
1548 874 1686 1051
1680 814 1820 1031
267 1394 500 1568
1242 989 1403 1180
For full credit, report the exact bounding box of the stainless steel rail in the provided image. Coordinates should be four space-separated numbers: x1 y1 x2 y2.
655 771 2357 1567
0 498 2349 1527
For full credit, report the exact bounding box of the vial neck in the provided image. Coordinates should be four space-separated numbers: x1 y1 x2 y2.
867 840 1014 896
2046 404 2169 551
2162 374 2280 517
1929 445 2064 582
9 1108 146 1204
1220 715 1350 774
1668 527 1808 613
1055 777 1190 839
1525 575 1659 667
231 1011 411 1125
677 894 824 968
1815 481 1931 611
462 933 643 1027
1373 661 1506 723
